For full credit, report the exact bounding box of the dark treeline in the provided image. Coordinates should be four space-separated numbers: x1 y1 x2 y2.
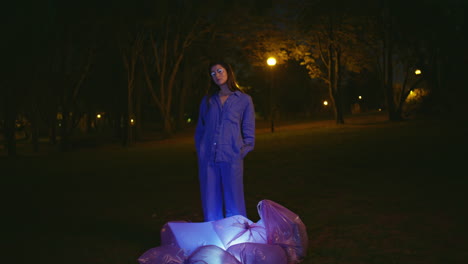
2 0 466 156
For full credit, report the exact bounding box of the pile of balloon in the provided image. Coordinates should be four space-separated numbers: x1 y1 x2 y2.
138 199 308 264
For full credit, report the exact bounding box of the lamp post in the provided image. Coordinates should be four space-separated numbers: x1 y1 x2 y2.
267 57 276 133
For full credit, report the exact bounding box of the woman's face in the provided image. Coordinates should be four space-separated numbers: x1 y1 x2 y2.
210 64 228 87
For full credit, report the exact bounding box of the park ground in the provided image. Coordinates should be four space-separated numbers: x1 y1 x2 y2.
3 112 468 264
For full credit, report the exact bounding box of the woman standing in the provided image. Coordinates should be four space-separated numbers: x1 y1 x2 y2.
194 61 256 222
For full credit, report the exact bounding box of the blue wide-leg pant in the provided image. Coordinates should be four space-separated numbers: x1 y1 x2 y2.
199 161 246 222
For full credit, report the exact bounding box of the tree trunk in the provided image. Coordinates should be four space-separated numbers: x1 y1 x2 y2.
382 0 400 121
30 110 39 152
176 62 191 130
49 116 57 145
176 81 187 131
126 83 134 146
394 66 410 119
334 47 344 124
86 113 92 134
4 88 17 157
121 33 142 145
328 43 345 124
59 109 70 151
162 108 173 136
135 78 142 140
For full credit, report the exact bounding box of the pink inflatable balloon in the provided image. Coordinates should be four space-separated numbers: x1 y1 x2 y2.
138 245 186 264
186 245 241 264
227 242 287 264
257 200 308 263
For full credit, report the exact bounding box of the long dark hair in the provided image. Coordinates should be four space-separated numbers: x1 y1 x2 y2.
206 62 243 104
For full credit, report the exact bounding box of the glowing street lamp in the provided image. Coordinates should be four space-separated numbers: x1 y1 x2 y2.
267 57 277 66
415 69 422 75
323 100 328 106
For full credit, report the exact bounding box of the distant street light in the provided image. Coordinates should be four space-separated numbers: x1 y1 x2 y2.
267 57 276 133
267 57 277 66
415 69 422 75
323 100 329 106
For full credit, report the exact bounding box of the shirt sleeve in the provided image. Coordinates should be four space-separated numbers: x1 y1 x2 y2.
241 95 255 158
194 97 207 154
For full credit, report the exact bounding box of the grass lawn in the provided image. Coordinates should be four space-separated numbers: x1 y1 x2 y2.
4 113 468 264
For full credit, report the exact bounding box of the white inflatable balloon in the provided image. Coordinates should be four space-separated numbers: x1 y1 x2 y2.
212 215 267 248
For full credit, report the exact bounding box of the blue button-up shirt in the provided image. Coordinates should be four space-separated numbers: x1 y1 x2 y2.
195 91 255 163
